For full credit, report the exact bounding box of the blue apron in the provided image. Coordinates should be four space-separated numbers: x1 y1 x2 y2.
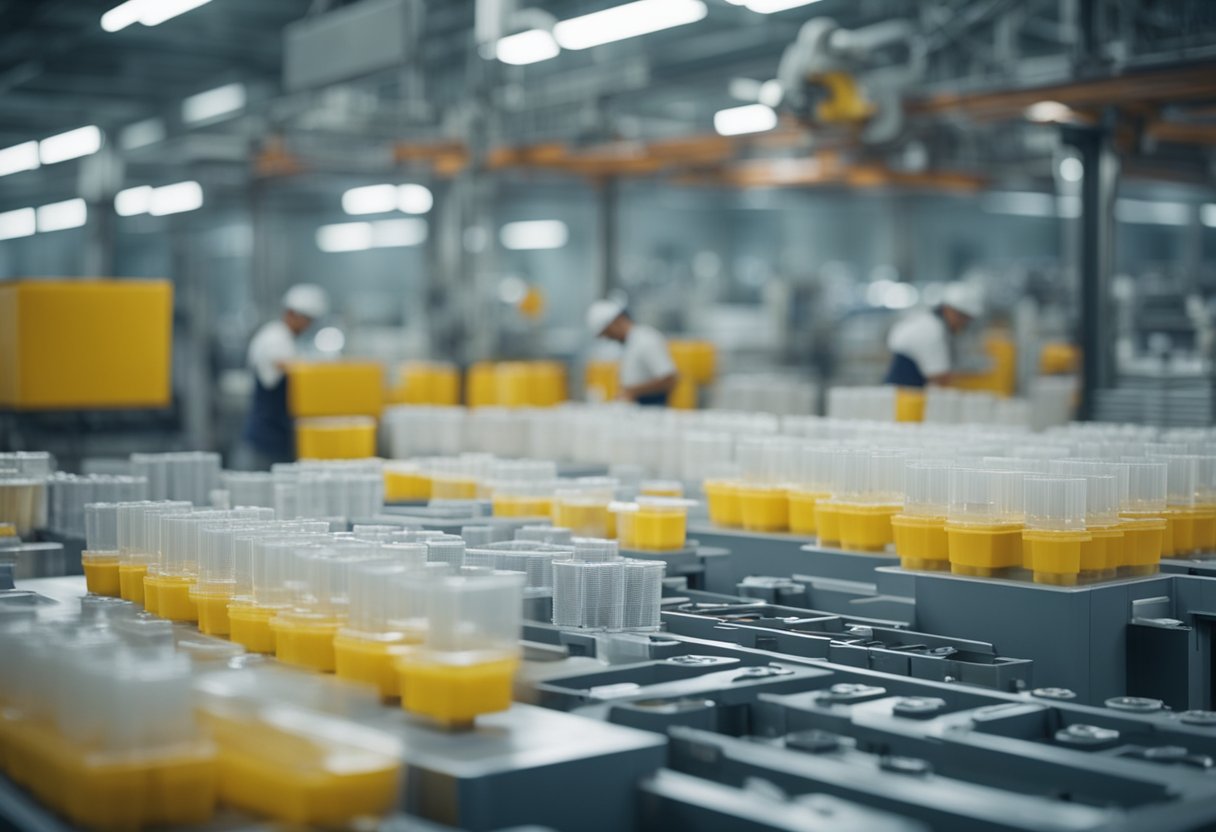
883 353 928 388
242 376 295 464
636 391 669 407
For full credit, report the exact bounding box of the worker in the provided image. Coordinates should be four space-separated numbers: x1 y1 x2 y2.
240 284 329 469
587 299 678 406
883 282 984 387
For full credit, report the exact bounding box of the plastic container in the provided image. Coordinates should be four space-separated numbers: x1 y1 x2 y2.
229 536 319 654
621 558 665 631
834 450 906 553
271 546 362 672
491 479 555 518
425 535 466 569
1021 477 1090 585
552 540 625 632
945 468 1024 577
296 416 377 460
1119 460 1168 576
1076 474 1123 581
892 461 951 572
334 559 418 697
395 572 525 726
787 445 832 536
82 503 121 597
615 497 689 552
552 480 617 538
463 541 569 598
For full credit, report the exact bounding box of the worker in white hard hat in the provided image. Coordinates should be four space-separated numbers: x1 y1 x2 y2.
587 299 678 406
882 282 984 388
240 284 329 468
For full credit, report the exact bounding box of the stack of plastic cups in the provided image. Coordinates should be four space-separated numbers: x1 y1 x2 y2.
154 510 228 622
737 437 791 533
702 461 743 528
552 479 617 538
334 559 419 698
460 525 496 547
891 461 951 571
814 449 854 547
1022 477 1090 585
230 536 317 653
552 539 625 632
515 525 574 546
395 570 525 726
82 503 121 596
1120 460 1168 576
425 536 465 569
1077 474 1122 581
1193 455 1216 556
945 469 1025 577
139 506 188 614
117 501 190 605
621 559 664 631
1161 455 1200 557
271 545 363 671
835 450 906 553
787 444 831 536
192 519 270 636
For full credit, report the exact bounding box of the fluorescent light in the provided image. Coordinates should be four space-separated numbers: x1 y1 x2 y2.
743 0 823 11
1202 204 1216 228
0 141 40 177
500 220 568 250
314 327 345 354
729 78 763 102
0 208 36 241
714 103 778 136
182 83 245 124
1025 100 1073 123
371 218 427 247
398 184 433 215
36 198 87 233
115 185 154 216
1058 156 1083 182
39 126 102 165
101 0 211 32
554 0 707 50
149 181 203 216
496 29 560 65
1115 198 1190 226
342 184 397 215
981 191 1057 218
317 222 373 252
758 79 783 108
120 118 165 150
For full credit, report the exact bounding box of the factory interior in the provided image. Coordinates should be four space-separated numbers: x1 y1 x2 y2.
5 0 1216 830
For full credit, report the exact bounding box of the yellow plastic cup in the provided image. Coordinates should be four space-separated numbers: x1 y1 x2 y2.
738 485 789 533
891 514 949 571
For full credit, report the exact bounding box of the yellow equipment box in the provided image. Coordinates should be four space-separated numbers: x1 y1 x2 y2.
286 361 384 418
0 279 172 409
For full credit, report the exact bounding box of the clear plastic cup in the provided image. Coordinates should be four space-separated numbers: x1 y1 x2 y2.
1024 477 1087 532
904 462 951 517
85 502 119 553
425 535 466 569
621 559 664 631
1123 460 1167 514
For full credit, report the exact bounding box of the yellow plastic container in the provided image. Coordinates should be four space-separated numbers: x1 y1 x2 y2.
669 339 716 385
630 504 688 552
584 360 620 403
157 575 199 623
393 362 461 406
296 417 377 460
0 522 14 538
894 388 926 423
492 496 553 518
787 490 827 536
334 633 412 698
946 522 1023 577
1119 516 1166 576
202 712 400 826
704 480 743 528
891 514 949 571
552 500 615 539
640 481 684 498
286 361 383 418
118 563 148 605
82 554 121 597
227 602 281 654
0 279 172 410
1169 507 1200 557
738 485 789 533
465 361 499 407
271 614 343 672
1080 525 1123 581
191 589 233 636
141 572 165 615
396 653 518 726
384 468 431 502
1022 529 1090 586
1195 505 1216 555
431 476 480 501
815 501 842 546
835 503 899 553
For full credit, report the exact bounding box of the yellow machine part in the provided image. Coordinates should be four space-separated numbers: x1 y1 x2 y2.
0 279 172 410
809 71 875 124
286 361 384 418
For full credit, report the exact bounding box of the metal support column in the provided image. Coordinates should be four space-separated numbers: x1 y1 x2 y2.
1063 122 1118 421
596 176 619 298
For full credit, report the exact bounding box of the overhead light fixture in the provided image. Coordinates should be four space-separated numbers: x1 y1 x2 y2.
500 220 568 250
149 181 204 216
115 185 154 217
496 29 560 65
36 198 87 233
554 0 707 50
0 141 40 177
39 126 102 165
120 118 165 150
728 78 763 102
741 0 822 12
398 184 433 215
342 184 398 215
1202 204 1216 229
714 103 778 136
0 208 36 241
317 222 374 253
758 79 783 108
182 83 246 124
1114 198 1190 226
101 0 212 32
371 218 427 247
1024 100 1074 123
1057 156 1083 183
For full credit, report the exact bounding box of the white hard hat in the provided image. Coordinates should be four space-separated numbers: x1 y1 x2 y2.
283 284 329 320
942 282 984 319
586 299 625 337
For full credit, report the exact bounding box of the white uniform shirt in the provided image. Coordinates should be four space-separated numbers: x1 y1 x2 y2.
247 320 297 388
619 324 677 388
887 309 951 379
